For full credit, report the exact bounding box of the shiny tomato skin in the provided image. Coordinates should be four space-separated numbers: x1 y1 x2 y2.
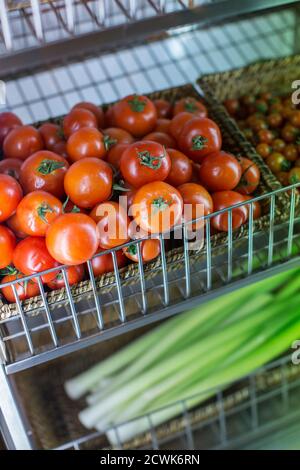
153 99 172 119
178 117 222 163
123 239 160 263
90 248 127 277
178 182 213 219
6 213 28 239
236 157 260 195
64 158 113 209
1 274 40 303
106 143 130 170
198 151 242 192
173 97 207 118
211 191 248 232
90 201 130 249
39 123 64 151
103 127 134 148
165 149 192 187
155 118 171 134
132 181 183 234
13 237 59 283
0 225 16 269
0 158 22 180
0 174 23 222
120 141 171 188
63 108 98 139
17 191 62 236
46 213 98 265
72 102 105 128
113 94 157 137
0 112 22 148
3 125 44 160
169 112 194 141
142 132 176 148
47 264 85 290
67 127 106 162
19 150 69 199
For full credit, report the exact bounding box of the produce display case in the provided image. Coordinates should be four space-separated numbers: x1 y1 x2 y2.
1 0 300 451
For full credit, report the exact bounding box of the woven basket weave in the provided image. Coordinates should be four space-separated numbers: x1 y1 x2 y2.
0 84 286 323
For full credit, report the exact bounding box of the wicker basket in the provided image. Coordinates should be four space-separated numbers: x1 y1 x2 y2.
0 84 286 324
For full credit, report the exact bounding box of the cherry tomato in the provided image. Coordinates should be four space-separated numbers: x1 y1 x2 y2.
47 264 85 290
276 171 289 186
113 94 157 137
178 182 213 230
211 191 248 232
289 110 300 128
173 97 207 118
236 157 260 195
243 196 262 220
90 248 127 277
103 127 134 150
67 127 106 162
165 149 192 187
39 123 64 151
0 158 22 180
142 131 176 148
153 99 172 119
3 125 44 160
223 99 239 116
46 213 98 265
64 157 113 209
120 141 171 188
63 108 97 139
72 102 105 128
0 112 22 148
0 174 23 222
123 239 160 263
281 124 299 143
198 151 241 191
283 144 298 162
169 112 194 141
6 213 28 239
0 226 16 269
17 191 62 236
267 113 282 128
178 117 222 163
132 181 183 234
106 143 129 170
1 273 40 303
90 201 130 249
155 118 171 134
247 116 267 132
13 237 59 283
272 139 286 152
256 143 272 159
288 167 300 184
19 150 69 199
258 129 274 144
266 153 291 173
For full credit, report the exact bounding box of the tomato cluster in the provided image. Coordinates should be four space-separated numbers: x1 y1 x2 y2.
224 92 300 186
0 95 261 303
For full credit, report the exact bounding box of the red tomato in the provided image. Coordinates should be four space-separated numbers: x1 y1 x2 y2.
0 158 22 180
243 195 262 220
46 213 98 265
223 99 239 116
142 131 176 148
90 201 130 249
19 151 69 199
132 181 183 234
198 151 242 191
64 158 113 209
1 273 40 303
52 141 69 159
0 112 22 148
106 143 130 170
39 123 64 151
72 102 105 128
165 149 192 187
0 174 23 222
155 118 171 134
173 97 207 118
17 191 62 236
47 264 85 290
67 127 106 162
63 108 98 139
178 117 222 163
123 239 160 263
3 125 44 160
211 191 248 232
103 127 134 150
104 106 116 127
0 225 16 269
120 141 171 188
169 112 194 141
6 213 28 239
236 157 260 195
153 99 173 118
13 237 59 283
178 182 213 220
90 248 127 277
113 94 157 137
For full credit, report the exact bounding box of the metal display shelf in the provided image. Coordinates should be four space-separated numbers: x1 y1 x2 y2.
0 0 300 451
